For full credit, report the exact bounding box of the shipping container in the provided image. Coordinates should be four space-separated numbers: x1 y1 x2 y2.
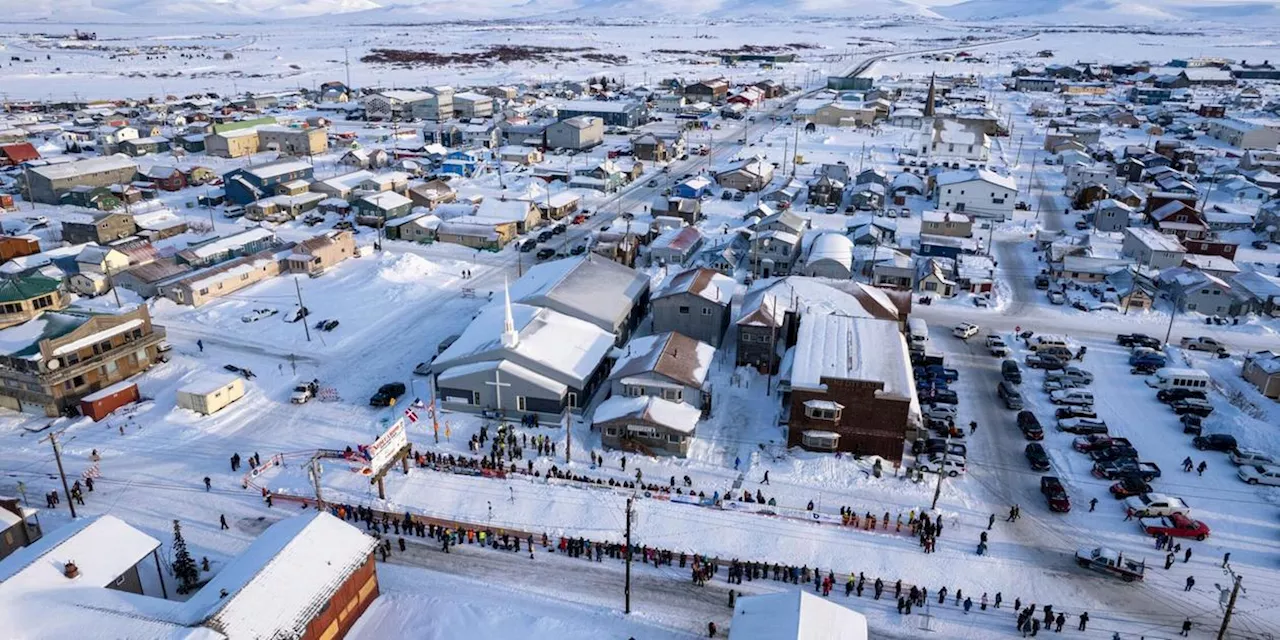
78 380 140 421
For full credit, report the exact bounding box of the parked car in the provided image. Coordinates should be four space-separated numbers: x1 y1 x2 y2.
1129 352 1167 368
917 452 967 477
1193 434 1238 451
1109 476 1153 498
986 335 1009 357
1124 493 1191 518
1180 336 1227 354
241 308 278 323
1041 476 1071 512
1055 405 1097 420
1181 414 1204 435
924 404 957 423
1057 417 1109 435
1074 435 1132 453
569 244 587 255
1034 274 1050 289
1026 354 1067 370
1117 333 1161 349
1139 513 1210 540
1157 388 1207 404
1026 443 1051 471
291 380 319 404
925 365 959 382
1171 398 1214 417
518 239 537 252
1017 410 1044 441
1090 446 1139 463
912 438 968 458
1093 460 1161 481
1043 378 1084 393
1238 464 1280 486
1050 389 1094 406
1047 291 1066 305
1131 361 1162 375
369 382 407 407
952 322 979 340
922 388 959 405
1046 366 1094 386
536 248 556 260
1229 448 1277 467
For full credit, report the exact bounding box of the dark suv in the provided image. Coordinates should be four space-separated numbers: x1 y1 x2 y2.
370 382 407 407
1171 398 1214 417
1157 388 1207 404
1193 434 1237 452
1017 410 1044 441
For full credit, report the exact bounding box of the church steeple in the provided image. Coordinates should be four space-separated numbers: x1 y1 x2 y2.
924 72 937 118
501 278 519 349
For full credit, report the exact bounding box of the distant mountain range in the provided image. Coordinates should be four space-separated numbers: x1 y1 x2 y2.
7 0 1280 24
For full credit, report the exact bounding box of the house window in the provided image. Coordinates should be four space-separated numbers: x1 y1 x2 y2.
701 307 713 316
679 306 690 314
661 388 683 402
801 430 840 450
516 396 527 411
472 391 481 405
668 434 683 444
605 427 618 436
803 400 843 421
568 392 578 408
625 385 644 397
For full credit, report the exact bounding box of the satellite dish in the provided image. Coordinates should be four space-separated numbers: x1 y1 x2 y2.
46 359 60 370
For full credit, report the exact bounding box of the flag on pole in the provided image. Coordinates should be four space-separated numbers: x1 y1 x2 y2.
404 405 419 423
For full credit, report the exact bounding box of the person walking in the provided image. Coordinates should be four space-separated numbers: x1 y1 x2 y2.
1184 548 1192 563
1183 456 1194 472
1184 575 1195 592
1089 498 1097 512
1180 619 1192 636
995 592 1003 609
203 476 211 491
1078 612 1089 631
989 513 996 530
1166 553 1175 570
963 597 972 614
220 514 229 530
981 593 988 611
762 470 770 485
1054 613 1065 633
707 621 717 637
1223 551 1231 567
197 339 203 353
1197 460 1207 476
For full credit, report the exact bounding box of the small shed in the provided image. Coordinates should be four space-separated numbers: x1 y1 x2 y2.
79 381 140 421
177 374 245 415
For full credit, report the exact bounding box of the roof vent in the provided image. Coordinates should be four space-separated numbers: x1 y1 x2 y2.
63 561 80 579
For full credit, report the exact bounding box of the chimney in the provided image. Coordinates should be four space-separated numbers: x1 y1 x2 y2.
63 561 80 579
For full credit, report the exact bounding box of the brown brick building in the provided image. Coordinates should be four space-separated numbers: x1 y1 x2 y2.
786 314 916 462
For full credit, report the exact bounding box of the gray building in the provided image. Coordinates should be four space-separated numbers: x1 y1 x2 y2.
24 155 139 205
651 268 733 348
61 211 138 245
594 394 701 457
608 331 715 411
1093 200 1136 232
649 226 704 267
433 296 616 419
412 86 454 121
1122 227 1186 270
545 116 604 150
510 255 650 345
556 100 647 128
0 496 41 561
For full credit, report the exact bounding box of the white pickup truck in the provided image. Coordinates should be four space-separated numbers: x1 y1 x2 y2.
1123 493 1190 518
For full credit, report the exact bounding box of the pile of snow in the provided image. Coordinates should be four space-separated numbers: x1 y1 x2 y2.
376 252 439 285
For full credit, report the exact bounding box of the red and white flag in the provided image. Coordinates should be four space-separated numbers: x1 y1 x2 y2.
404 406 419 423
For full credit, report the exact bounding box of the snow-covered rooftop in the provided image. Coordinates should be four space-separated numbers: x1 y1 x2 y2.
611 332 715 389
730 590 868 640
591 395 700 434
791 315 912 399
28 154 135 180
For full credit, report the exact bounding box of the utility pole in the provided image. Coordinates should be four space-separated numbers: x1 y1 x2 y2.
624 496 633 614
308 455 324 508
1164 290 1180 346
294 277 311 342
41 431 76 518
563 407 572 464
930 435 950 510
1217 573 1244 640
104 263 122 309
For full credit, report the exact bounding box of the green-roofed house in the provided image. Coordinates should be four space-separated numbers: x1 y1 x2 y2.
0 275 70 330
0 306 166 416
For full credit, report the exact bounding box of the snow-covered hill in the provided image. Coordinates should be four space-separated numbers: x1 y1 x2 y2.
934 0 1280 23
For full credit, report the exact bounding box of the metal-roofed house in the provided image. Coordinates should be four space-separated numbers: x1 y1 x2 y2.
933 169 1017 220
1242 351 1280 399
802 232 855 280
649 226 705 267
0 274 70 329
23 155 139 205
1122 227 1186 269
223 160 315 206
593 395 702 457
651 267 734 347
510 255 650 345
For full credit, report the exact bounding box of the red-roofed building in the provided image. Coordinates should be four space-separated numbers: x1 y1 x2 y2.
0 143 39 166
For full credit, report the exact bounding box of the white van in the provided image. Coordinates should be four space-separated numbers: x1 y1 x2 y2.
908 318 929 348
1147 367 1211 391
1029 335 1069 353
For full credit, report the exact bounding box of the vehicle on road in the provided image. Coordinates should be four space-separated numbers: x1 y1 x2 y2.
1074 435 1132 452
1180 336 1227 354
1055 405 1097 420
569 244 587 255
998 381 1024 410
646 179 658 187
1139 513 1209 540
1117 333 1161 349
1057 417 1108 435
916 452 966 477
290 380 319 404
1109 476 1153 498
1034 274 1050 289
1025 353 1067 370
1229 448 1277 467
536 248 556 260
1076 547 1145 582
1238 464 1280 486
1001 359 1022 384
1026 443 1051 471
369 382 406 407
1017 410 1044 440
518 239 537 252
1041 476 1071 512
1193 434 1237 451
537 231 553 242
1171 398 1214 417
952 322 979 340
721 190 733 200
1047 290 1066 305
986 335 1009 357
1124 494 1190 517
1093 460 1161 481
